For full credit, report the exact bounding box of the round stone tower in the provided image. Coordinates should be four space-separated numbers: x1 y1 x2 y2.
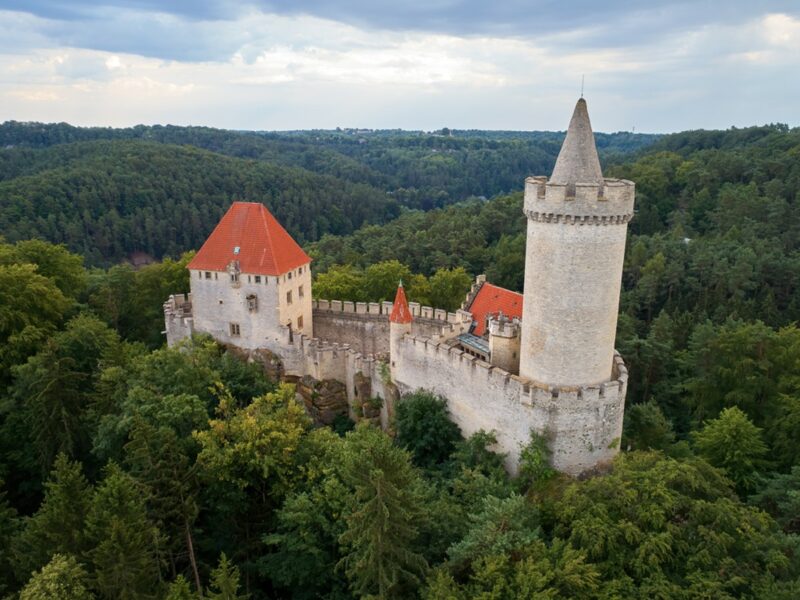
519 98 635 387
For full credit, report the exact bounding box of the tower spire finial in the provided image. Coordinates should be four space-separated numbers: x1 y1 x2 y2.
580 74 584 98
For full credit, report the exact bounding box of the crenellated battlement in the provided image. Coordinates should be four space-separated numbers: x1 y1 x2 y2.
400 332 627 407
487 314 521 339
163 294 195 346
461 274 486 310
313 298 470 326
524 176 635 224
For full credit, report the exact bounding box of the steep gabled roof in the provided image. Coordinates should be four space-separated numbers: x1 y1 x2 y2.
187 202 311 276
389 282 413 324
466 282 523 336
550 98 604 188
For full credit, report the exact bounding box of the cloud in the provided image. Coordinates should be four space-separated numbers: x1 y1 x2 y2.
0 3 798 131
4 1 800 61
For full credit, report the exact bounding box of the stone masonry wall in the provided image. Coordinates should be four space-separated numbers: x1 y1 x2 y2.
164 294 194 347
519 177 634 387
393 333 627 475
312 299 470 356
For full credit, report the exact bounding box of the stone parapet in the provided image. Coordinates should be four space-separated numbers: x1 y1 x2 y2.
312 298 468 325
402 332 627 407
487 314 520 339
461 274 486 310
524 176 635 225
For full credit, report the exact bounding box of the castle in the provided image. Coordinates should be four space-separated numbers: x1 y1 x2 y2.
164 98 635 475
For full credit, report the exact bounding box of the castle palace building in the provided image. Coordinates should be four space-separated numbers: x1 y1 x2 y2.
165 98 634 475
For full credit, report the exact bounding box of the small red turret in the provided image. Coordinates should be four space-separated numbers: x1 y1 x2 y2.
389 281 413 324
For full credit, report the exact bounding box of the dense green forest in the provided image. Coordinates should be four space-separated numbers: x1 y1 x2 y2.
0 121 655 266
2 122 800 598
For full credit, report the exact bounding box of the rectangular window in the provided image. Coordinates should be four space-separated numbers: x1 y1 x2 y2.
298 285 304 298
286 290 292 305
205 271 211 279
230 273 239 283
229 323 240 336
288 271 293 280
297 315 304 330
214 272 218 280
197 271 201 279
254 275 261 284
247 275 251 283
247 294 258 312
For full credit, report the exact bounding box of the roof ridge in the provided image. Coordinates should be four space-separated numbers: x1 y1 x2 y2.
259 203 277 273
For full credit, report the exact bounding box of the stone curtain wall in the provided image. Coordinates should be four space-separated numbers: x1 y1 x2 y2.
313 310 391 355
393 333 627 475
312 299 470 355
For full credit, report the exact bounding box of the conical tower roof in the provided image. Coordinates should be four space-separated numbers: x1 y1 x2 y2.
389 281 413 324
550 98 603 188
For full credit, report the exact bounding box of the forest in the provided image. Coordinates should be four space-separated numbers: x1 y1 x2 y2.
1 121 800 598
0 121 654 266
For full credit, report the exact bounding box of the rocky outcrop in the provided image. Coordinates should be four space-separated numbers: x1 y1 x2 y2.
296 375 349 426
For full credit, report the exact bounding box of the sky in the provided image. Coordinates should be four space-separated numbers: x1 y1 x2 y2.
0 1 798 132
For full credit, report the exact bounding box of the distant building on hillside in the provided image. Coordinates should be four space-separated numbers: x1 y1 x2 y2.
165 98 635 475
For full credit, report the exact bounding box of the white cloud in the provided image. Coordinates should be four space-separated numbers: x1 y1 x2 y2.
0 9 798 131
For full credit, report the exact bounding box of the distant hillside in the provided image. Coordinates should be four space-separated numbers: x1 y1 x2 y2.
0 121 658 209
0 140 396 266
311 123 800 308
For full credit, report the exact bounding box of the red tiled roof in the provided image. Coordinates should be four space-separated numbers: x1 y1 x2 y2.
187 202 311 276
389 283 413 324
467 282 523 335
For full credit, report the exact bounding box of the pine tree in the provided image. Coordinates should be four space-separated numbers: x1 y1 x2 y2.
0 480 19 596
207 553 248 600
694 406 769 494
12 454 92 581
84 463 162 600
124 420 201 593
164 575 200 600
338 424 427 598
19 554 94 600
